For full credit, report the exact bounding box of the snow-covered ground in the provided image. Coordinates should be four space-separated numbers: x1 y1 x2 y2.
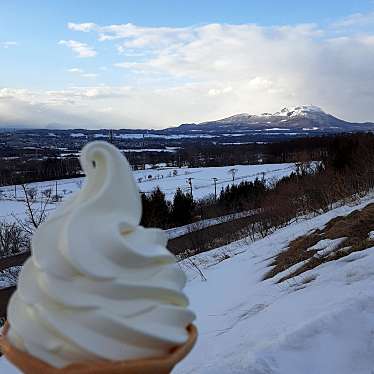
133 163 294 199
0 266 21 288
1 195 374 373
0 163 295 223
174 194 374 373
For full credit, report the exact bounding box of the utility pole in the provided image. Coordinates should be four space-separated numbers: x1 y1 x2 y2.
187 177 194 198
109 129 113 144
228 168 238 183
55 180 58 199
142 133 146 170
212 177 218 200
14 185 17 199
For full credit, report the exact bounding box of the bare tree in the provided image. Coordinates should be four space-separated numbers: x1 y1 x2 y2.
0 266 21 285
12 184 52 235
0 221 30 257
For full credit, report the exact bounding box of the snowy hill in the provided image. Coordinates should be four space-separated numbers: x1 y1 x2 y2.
176 105 374 134
1 195 374 373
174 195 374 373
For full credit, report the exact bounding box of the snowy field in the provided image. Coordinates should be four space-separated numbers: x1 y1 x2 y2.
0 163 295 223
1 194 374 373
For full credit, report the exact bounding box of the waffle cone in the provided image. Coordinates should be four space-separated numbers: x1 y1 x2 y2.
0 322 197 374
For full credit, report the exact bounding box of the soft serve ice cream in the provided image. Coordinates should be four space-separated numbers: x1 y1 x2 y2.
6 141 195 368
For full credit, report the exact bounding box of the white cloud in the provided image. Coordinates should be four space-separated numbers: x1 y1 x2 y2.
58 40 96 58
67 68 98 79
68 22 96 32
0 88 30 100
3 16 374 129
332 12 374 28
67 68 83 73
102 22 374 122
1 41 18 48
0 86 144 128
208 86 233 97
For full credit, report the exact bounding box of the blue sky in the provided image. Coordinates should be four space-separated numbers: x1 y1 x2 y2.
1 0 374 128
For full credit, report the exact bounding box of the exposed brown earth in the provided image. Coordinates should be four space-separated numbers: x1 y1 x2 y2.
264 203 374 282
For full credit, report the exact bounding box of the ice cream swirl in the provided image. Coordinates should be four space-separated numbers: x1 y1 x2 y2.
7 141 195 368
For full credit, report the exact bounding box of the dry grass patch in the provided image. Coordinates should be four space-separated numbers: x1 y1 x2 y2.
264 203 374 282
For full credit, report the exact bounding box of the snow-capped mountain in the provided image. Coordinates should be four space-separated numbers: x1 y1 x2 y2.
7 105 373 143
175 105 374 134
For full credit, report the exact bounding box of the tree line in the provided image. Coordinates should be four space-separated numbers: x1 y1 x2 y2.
0 132 352 186
140 132 374 235
0 157 81 186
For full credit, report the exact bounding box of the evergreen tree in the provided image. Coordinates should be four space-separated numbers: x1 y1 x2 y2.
171 188 195 226
217 178 267 212
140 187 170 228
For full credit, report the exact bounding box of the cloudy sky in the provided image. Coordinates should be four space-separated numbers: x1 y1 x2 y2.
1 0 374 129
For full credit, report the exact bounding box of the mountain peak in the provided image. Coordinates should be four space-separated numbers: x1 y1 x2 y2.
274 105 324 117
175 105 373 135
